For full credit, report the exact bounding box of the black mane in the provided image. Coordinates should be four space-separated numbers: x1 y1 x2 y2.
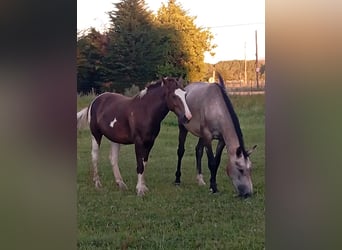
215 74 248 158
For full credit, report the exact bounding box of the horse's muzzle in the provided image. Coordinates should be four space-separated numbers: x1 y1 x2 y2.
237 185 252 198
240 193 252 199
179 114 190 124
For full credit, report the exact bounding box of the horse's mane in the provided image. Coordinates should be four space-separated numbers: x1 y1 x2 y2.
215 73 248 158
134 79 163 99
137 77 179 98
145 79 163 90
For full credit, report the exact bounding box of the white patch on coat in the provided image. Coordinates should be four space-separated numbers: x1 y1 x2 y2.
109 117 117 127
174 88 192 120
139 88 148 98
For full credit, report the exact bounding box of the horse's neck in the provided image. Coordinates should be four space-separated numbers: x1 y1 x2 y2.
138 89 169 123
222 121 242 155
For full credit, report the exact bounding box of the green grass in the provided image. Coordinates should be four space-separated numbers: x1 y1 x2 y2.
77 94 265 249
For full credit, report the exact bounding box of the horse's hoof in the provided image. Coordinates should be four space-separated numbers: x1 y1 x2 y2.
117 181 128 190
94 181 102 189
196 174 206 186
209 187 219 193
174 181 181 186
136 185 149 196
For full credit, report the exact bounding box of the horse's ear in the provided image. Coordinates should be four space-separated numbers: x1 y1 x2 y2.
236 147 243 158
161 77 166 86
247 145 257 156
177 76 184 86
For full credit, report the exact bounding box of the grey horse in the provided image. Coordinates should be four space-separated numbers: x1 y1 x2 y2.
175 73 256 198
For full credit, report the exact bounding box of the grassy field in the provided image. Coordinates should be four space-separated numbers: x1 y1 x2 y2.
77 94 265 249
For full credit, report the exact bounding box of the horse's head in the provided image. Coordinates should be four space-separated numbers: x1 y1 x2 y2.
226 145 257 198
162 77 192 124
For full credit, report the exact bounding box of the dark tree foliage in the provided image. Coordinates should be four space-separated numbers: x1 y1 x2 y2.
105 0 167 92
76 0 259 94
77 28 109 94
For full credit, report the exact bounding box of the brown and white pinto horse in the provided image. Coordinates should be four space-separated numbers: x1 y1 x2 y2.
77 77 192 196
174 73 256 198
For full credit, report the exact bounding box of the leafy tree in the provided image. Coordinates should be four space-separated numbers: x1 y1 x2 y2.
155 0 216 82
77 28 108 93
204 60 265 84
105 0 166 91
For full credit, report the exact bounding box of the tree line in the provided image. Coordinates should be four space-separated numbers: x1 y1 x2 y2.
77 0 265 94
206 60 265 83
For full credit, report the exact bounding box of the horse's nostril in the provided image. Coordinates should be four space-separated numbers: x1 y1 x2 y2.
237 185 252 198
243 193 251 198
237 184 246 194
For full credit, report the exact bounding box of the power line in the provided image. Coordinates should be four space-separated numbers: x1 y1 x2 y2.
203 22 264 29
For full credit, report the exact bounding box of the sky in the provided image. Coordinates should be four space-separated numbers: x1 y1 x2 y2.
77 0 265 63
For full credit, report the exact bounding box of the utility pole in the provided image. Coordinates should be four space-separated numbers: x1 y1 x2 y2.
255 30 259 89
244 42 247 86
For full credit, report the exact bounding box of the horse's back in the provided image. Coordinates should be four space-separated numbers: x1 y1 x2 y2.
185 82 226 117
92 92 131 113
184 82 229 138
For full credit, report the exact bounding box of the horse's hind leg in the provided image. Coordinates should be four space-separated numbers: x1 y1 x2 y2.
109 142 127 190
91 135 102 189
195 138 206 185
175 124 188 185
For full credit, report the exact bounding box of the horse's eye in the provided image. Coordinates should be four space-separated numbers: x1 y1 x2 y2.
238 169 244 174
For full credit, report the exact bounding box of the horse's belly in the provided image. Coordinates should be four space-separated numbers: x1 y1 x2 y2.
100 123 133 144
105 133 133 145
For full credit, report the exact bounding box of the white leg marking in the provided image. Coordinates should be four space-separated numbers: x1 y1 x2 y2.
109 142 127 190
174 88 192 120
91 136 102 189
109 117 117 128
136 173 148 196
196 174 206 186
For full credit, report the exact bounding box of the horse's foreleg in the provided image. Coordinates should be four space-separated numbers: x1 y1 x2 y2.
175 124 188 185
204 142 219 193
91 135 102 189
135 141 153 196
214 139 225 168
109 142 127 190
195 138 206 185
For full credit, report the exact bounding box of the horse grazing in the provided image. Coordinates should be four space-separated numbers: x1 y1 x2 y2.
78 77 192 196
174 73 256 198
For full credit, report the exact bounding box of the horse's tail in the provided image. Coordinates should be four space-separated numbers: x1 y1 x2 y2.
77 107 89 130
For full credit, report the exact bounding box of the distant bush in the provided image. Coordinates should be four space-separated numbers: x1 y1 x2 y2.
124 84 140 97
